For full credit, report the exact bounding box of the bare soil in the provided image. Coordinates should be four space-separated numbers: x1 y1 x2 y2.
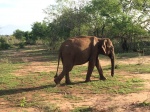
0 46 150 112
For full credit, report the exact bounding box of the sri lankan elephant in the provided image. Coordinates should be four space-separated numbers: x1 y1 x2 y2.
54 36 115 84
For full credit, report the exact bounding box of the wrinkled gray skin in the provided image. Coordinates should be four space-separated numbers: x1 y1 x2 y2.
54 36 115 84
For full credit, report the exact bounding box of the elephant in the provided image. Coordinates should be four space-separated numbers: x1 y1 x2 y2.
54 36 115 84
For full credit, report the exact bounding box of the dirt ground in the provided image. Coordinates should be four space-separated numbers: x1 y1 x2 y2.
0 47 150 112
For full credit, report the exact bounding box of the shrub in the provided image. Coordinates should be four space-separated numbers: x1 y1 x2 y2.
18 42 25 49
0 38 10 50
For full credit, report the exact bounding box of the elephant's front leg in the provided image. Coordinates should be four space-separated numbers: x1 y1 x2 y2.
85 61 95 82
65 73 71 84
95 58 106 80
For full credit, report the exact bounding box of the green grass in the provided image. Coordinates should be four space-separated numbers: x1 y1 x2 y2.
18 97 60 111
0 58 146 95
58 64 145 94
64 94 83 100
82 76 144 94
0 63 24 89
116 52 140 58
37 103 60 112
138 101 150 107
71 107 92 112
27 63 145 95
114 64 150 73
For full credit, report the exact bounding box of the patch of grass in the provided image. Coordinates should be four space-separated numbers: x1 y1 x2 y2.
138 101 150 107
72 106 92 112
49 75 144 95
18 74 39 87
114 64 150 73
36 102 60 112
76 75 144 94
17 71 55 87
17 96 60 111
71 66 87 76
44 86 61 93
116 52 139 58
64 94 83 101
0 63 24 89
49 64 145 95
20 97 27 107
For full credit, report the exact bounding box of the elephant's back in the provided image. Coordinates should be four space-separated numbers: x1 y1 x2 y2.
61 37 92 51
60 36 96 65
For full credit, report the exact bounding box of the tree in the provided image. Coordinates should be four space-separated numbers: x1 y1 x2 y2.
41 0 149 52
84 0 122 37
44 0 90 38
13 29 25 41
120 0 150 31
31 22 47 40
24 31 35 44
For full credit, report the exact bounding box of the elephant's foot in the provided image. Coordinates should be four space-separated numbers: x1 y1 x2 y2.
65 80 72 85
54 78 60 85
85 79 91 82
54 74 58 78
100 76 106 80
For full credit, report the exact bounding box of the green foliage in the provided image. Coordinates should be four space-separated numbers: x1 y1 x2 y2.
43 0 149 47
31 22 47 40
13 29 38 45
10 0 149 51
20 97 27 107
13 29 25 40
24 31 35 45
18 42 25 49
0 38 10 50
90 0 121 17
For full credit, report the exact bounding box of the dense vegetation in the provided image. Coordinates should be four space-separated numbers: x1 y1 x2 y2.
1 0 150 52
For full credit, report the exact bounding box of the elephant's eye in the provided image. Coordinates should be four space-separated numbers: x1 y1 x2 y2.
108 46 113 52
108 46 113 49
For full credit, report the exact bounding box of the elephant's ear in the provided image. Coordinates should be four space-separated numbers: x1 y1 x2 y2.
92 36 98 47
102 39 114 55
102 39 107 54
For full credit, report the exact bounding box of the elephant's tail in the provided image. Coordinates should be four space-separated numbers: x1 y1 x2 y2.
55 52 61 78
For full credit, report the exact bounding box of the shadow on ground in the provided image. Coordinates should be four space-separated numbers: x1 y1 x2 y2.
0 84 56 96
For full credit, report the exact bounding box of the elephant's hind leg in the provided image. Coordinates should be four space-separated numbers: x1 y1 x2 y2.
54 70 66 84
54 64 73 84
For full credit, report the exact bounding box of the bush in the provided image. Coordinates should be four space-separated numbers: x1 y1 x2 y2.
18 42 25 49
0 38 10 50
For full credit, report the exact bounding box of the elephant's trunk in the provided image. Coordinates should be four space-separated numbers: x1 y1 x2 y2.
110 54 115 77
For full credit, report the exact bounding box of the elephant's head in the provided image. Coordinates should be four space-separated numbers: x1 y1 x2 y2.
98 38 115 77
